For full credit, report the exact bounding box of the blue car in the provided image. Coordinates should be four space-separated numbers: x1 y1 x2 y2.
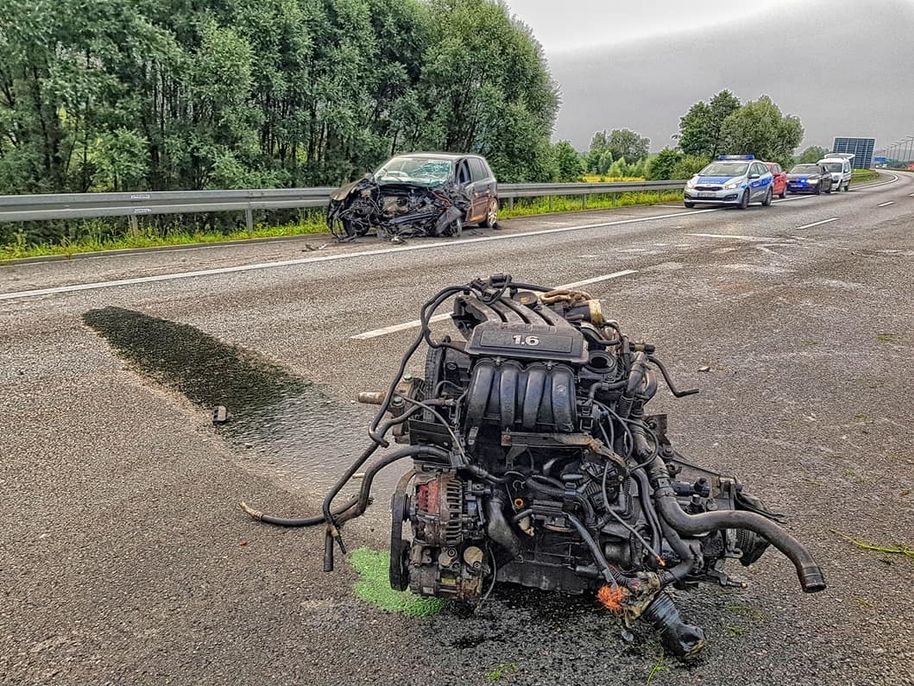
786 163 834 195
684 155 774 209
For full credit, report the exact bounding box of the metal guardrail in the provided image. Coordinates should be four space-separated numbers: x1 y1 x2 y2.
0 180 685 227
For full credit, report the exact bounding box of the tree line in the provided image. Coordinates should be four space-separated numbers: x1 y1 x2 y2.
562 91 810 182
0 0 565 195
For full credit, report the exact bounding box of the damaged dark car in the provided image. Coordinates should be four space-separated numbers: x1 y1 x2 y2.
326 152 499 240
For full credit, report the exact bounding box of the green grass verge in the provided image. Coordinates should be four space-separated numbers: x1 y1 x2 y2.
0 188 684 262
852 169 881 183
349 548 445 617
500 190 682 220
0 214 328 262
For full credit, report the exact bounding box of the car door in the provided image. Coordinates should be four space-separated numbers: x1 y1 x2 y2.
468 157 492 220
748 162 766 200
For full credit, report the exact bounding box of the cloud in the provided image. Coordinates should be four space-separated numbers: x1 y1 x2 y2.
544 0 914 151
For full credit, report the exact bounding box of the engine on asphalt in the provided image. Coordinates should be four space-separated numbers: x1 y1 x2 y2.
247 274 826 662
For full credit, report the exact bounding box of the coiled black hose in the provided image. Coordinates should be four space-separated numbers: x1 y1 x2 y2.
647 456 826 593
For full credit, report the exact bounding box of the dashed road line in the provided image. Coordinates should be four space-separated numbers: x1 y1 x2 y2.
350 269 638 340
0 211 715 302
795 217 839 230
878 201 895 207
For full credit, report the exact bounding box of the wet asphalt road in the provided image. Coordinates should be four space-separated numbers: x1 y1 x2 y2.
2 175 913 685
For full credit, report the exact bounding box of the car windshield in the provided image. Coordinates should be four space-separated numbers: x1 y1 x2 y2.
823 162 844 172
699 162 749 177
791 165 821 174
374 156 454 186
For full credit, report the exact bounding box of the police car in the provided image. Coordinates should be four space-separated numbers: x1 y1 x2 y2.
684 155 775 209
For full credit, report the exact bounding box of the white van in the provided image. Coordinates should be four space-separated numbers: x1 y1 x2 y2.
817 154 854 192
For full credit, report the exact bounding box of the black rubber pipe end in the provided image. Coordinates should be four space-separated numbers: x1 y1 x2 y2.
799 564 827 593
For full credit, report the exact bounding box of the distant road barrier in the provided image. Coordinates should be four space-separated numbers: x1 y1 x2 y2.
0 180 686 229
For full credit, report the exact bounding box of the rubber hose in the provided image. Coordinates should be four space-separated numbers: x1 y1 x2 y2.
649 457 826 593
566 513 631 589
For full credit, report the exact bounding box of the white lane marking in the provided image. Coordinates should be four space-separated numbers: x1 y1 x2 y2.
687 233 778 241
350 270 638 340
909 192 914 197
0 210 716 302
351 312 452 340
795 217 839 230
878 201 895 207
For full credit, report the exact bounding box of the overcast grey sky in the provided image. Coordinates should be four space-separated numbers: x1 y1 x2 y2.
503 1 795 53
503 0 914 153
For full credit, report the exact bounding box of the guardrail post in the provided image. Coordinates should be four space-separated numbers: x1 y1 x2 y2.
128 215 139 236
548 196 553 210
508 197 514 211
245 206 254 231
581 193 586 209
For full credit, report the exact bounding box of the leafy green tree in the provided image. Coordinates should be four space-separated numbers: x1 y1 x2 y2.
586 131 611 174
672 155 710 180
416 0 558 182
92 129 150 191
678 90 741 158
647 148 682 180
719 96 803 166
607 157 629 178
796 145 828 164
552 140 583 182
606 128 649 163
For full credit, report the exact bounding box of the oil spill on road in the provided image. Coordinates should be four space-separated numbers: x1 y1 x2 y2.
82 306 377 497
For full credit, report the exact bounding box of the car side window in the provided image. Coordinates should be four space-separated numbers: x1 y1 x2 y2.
469 158 487 182
457 161 471 184
751 163 763 176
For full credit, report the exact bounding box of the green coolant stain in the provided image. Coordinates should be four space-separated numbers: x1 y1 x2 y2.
349 548 445 617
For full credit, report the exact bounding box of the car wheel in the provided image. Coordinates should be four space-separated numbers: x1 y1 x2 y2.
738 189 749 209
684 201 695 208
844 182 851 192
825 184 832 194
815 186 821 195
779 190 786 199
762 188 772 207
448 218 463 238
480 198 498 228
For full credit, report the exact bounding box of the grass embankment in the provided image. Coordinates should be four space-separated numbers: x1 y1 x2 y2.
0 187 684 262
852 168 881 183
0 213 329 261
500 189 682 220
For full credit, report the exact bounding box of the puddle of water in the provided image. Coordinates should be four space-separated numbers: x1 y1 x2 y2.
82 306 397 502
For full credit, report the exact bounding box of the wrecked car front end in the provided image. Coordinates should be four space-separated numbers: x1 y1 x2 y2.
327 156 472 241
327 178 470 241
